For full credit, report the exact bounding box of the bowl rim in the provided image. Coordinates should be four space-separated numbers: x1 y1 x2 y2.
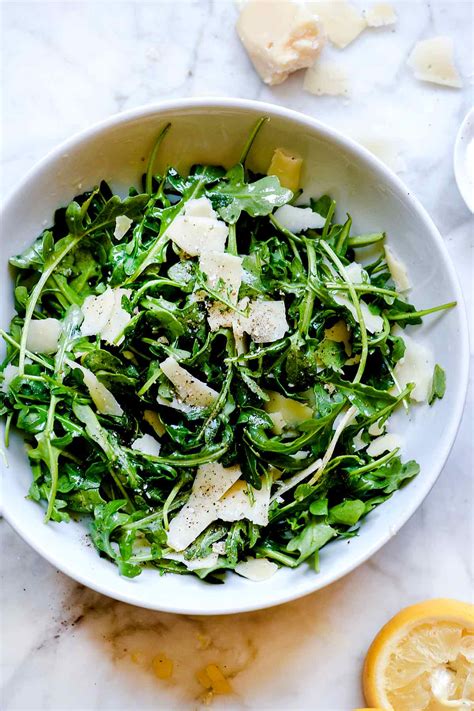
0 97 470 615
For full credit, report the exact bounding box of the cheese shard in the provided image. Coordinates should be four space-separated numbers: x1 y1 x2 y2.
131 433 161 457
267 148 303 193
331 293 384 334
236 0 324 86
143 409 166 437
199 252 243 303
303 61 349 97
264 390 313 434
309 0 366 48
1 364 19 393
325 319 351 356
235 557 278 581
407 36 462 89
159 357 219 410
100 289 132 345
165 198 228 256
384 245 410 291
273 204 325 233
365 2 397 27
164 551 219 570
167 462 241 550
344 261 365 284
217 479 271 526
81 288 132 345
393 333 434 402
243 300 289 343
367 432 401 457
25 318 62 354
114 215 133 240
66 359 123 417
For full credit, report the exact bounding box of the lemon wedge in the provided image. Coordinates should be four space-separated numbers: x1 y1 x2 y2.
363 599 474 711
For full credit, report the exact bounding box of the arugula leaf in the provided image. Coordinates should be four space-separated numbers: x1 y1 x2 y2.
429 364 446 405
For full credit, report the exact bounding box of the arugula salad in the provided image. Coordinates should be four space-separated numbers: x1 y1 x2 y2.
0 120 453 582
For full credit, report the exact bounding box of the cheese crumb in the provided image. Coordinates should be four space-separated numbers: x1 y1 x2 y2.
235 557 278 581
308 0 366 49
243 300 289 343
273 204 325 233
196 664 232 695
1 364 19 393
25 318 61 354
236 0 324 85
407 36 462 89
365 2 397 27
152 654 173 680
304 60 349 96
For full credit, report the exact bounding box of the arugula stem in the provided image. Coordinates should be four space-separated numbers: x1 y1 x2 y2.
322 201 336 239
18 234 81 375
4 412 12 448
299 241 317 336
347 233 385 247
388 301 456 321
44 394 59 522
227 223 237 255
238 116 269 165
320 240 368 384
269 214 303 244
383 355 409 412
162 477 186 531
327 283 400 299
145 123 171 195
349 447 400 475
255 546 298 567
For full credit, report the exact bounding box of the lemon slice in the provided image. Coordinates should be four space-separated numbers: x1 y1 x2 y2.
363 599 474 711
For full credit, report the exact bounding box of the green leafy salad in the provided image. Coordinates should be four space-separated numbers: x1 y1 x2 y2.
0 120 454 582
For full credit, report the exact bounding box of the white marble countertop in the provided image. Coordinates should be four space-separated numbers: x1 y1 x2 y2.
1 1 472 709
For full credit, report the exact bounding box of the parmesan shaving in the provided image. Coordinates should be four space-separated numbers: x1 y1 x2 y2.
217 479 271 526
159 357 219 410
66 359 123 417
267 148 303 192
165 197 228 256
131 433 161 457
366 432 401 457
303 61 349 97
114 215 133 240
384 245 410 291
273 204 325 232
235 557 278 581
407 36 462 89
25 318 61 354
393 333 434 402
308 0 366 49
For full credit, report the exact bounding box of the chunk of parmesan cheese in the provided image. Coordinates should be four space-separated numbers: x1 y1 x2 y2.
393 333 434 402
25 318 62 354
273 204 325 233
236 0 324 86
167 462 241 551
199 252 243 302
303 61 349 97
165 198 228 256
344 261 365 284
235 557 278 581
308 0 366 48
243 300 289 343
267 148 303 192
114 215 133 240
264 390 313 434
159 357 218 410
384 245 410 291
131 433 161 457
81 288 132 345
365 2 397 27
367 432 401 457
331 293 384 334
407 36 462 89
217 479 271 526
66 359 123 416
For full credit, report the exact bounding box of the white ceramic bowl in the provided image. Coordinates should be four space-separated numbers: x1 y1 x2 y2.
0 99 469 614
